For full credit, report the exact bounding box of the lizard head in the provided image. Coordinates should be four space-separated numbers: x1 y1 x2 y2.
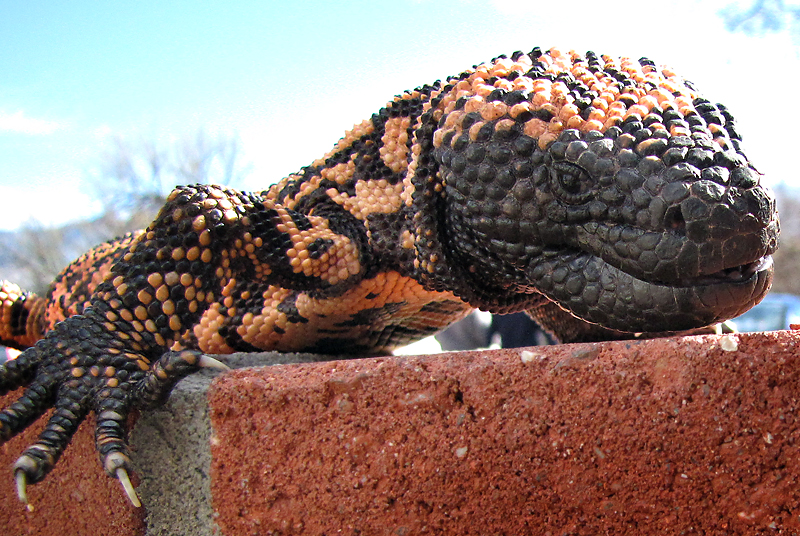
414 47 778 333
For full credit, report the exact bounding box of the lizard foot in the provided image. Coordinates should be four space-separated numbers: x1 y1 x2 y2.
0 314 229 508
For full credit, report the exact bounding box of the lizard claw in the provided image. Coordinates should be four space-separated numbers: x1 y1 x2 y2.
198 354 230 372
15 470 33 511
115 467 141 508
104 451 141 507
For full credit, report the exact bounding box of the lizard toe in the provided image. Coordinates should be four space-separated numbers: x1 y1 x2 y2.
134 349 228 408
10 379 92 501
0 382 56 441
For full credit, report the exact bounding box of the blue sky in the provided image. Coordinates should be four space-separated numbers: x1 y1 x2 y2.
1 0 798 230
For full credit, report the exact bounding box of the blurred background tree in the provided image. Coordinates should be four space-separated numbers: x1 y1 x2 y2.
6 128 250 294
769 187 800 295
90 128 250 235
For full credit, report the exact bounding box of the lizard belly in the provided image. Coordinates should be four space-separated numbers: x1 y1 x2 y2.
192 270 472 355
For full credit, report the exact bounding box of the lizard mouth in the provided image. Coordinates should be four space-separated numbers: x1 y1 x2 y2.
529 250 774 334
692 256 773 286
572 221 777 292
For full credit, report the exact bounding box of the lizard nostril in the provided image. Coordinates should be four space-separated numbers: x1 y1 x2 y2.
665 205 686 236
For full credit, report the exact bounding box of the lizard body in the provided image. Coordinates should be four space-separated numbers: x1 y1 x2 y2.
0 47 779 508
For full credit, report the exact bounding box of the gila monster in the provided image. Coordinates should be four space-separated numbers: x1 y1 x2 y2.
0 47 779 509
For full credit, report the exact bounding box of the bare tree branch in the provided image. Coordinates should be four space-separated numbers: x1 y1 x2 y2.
7 127 252 293
6 220 110 294
88 127 251 236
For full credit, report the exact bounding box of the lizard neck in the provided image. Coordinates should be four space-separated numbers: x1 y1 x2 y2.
408 165 544 314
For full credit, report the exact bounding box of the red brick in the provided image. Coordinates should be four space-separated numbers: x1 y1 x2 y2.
3 331 800 535
209 332 800 535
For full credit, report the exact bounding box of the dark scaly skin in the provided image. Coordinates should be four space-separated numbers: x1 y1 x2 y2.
0 232 143 350
0 47 779 508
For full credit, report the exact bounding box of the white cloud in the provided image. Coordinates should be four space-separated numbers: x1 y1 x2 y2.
0 110 61 135
0 184 102 231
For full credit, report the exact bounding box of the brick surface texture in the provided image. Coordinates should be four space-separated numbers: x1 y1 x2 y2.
2 331 800 535
210 332 800 535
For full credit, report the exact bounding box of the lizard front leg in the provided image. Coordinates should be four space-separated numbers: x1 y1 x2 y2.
0 183 371 507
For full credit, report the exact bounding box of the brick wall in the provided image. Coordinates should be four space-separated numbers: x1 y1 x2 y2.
2 332 799 535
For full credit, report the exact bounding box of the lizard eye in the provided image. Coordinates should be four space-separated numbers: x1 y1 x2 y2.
550 162 593 204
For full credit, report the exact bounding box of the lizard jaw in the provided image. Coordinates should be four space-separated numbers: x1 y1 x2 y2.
528 251 774 334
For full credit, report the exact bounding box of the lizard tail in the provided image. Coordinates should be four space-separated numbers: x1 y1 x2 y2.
0 282 47 351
